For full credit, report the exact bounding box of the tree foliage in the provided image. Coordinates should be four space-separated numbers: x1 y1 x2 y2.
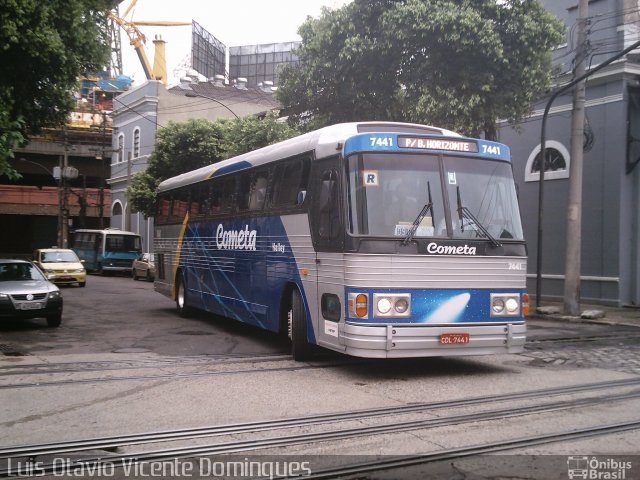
0 0 111 177
277 0 565 138
128 113 299 218
128 118 227 218
219 111 300 159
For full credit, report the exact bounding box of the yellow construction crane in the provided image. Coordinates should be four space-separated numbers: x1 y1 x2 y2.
109 0 191 84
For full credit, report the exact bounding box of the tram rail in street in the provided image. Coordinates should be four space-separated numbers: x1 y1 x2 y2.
2 377 640 477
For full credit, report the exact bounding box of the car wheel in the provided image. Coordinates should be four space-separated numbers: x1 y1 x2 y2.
176 272 193 318
79 282 86 288
289 289 313 361
46 314 62 328
132 268 138 280
145 270 152 282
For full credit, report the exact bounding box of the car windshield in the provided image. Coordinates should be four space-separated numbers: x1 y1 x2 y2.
41 251 79 263
0 263 46 281
346 153 524 241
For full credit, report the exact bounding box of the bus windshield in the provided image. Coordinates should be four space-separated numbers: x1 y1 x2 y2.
347 153 523 241
105 234 142 253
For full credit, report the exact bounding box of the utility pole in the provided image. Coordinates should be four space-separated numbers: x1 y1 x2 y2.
62 128 70 249
99 113 107 229
564 0 589 315
126 151 132 231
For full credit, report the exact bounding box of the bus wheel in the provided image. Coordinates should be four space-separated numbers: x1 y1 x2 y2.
176 273 192 318
290 289 313 361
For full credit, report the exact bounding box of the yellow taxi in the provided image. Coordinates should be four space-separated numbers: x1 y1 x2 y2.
33 248 86 287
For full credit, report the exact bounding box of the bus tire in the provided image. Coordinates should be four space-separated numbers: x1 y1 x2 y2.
176 272 193 318
290 289 313 361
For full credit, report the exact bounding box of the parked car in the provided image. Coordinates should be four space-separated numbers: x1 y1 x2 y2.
33 248 86 287
132 253 155 281
0 259 63 327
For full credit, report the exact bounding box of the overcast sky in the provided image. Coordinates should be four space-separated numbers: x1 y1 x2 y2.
118 0 350 86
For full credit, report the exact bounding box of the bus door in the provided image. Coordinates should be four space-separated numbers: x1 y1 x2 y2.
310 159 346 350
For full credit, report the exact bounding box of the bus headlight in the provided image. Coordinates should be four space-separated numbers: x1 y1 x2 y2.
373 293 411 318
377 297 392 314
490 293 521 317
492 298 505 314
394 298 409 314
505 298 519 313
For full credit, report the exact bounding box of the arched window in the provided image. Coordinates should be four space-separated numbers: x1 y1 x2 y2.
117 134 124 163
133 128 141 158
524 140 570 182
112 202 123 216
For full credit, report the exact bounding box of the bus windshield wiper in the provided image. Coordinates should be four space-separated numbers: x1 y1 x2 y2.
402 182 435 246
456 186 501 247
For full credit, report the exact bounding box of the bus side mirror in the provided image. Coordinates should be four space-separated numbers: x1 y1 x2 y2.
297 190 306 205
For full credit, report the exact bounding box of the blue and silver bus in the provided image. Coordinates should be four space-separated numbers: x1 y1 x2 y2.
72 228 142 274
154 122 528 360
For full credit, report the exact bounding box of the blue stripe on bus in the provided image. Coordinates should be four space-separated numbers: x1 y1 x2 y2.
345 287 525 324
209 160 252 178
177 215 315 343
343 133 511 161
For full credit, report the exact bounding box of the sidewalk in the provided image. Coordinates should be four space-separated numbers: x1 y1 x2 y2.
530 301 640 328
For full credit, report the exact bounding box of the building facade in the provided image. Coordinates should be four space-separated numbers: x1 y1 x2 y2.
498 0 640 306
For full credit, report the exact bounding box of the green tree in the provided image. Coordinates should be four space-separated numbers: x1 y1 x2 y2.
219 111 300 159
277 0 564 139
0 0 111 177
128 118 227 218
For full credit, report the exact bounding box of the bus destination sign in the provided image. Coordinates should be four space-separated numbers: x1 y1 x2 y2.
398 136 479 153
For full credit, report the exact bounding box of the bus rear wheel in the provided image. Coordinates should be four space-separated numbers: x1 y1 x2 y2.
289 289 313 361
176 273 193 318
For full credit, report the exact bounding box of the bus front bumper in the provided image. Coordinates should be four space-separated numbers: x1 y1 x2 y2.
339 322 526 358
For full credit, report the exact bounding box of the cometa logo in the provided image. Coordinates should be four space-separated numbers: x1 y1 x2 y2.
427 242 477 255
216 224 257 251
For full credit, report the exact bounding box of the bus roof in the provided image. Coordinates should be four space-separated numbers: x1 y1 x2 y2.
158 122 461 193
73 228 141 236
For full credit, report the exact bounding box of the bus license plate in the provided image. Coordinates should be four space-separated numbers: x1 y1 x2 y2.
440 333 470 345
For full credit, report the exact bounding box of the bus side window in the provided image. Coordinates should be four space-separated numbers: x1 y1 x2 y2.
237 173 251 212
318 170 340 239
272 158 309 208
216 177 236 214
248 171 269 211
156 194 171 224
